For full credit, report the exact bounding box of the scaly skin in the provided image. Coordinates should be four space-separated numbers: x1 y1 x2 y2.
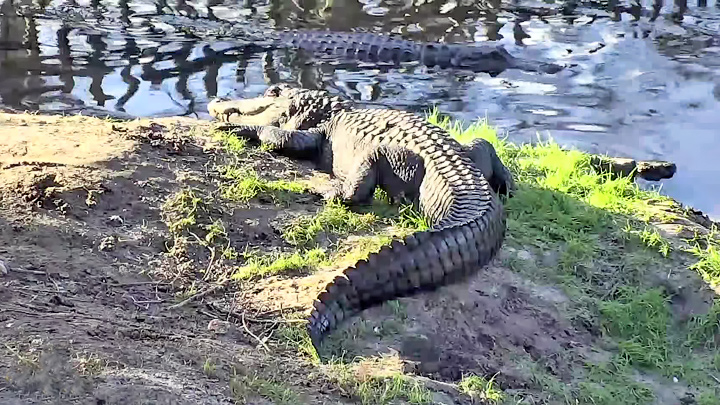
208 84 515 350
273 30 564 75
158 15 565 76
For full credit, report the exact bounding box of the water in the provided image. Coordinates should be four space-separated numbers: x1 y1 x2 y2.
2 0 720 219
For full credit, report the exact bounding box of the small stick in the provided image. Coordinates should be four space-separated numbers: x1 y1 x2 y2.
110 281 169 287
709 373 720 385
9 267 47 276
242 311 271 353
168 283 225 310
248 317 306 324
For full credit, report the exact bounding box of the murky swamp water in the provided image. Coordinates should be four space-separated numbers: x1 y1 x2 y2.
1 0 720 218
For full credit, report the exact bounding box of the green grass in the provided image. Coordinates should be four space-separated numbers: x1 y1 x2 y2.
577 361 655 405
426 109 720 404
281 199 379 246
353 374 432 405
686 299 720 349
230 372 301 404
688 228 720 290
219 165 307 205
232 248 328 280
213 129 248 155
205 110 720 404
238 195 428 280
599 287 670 368
457 374 505 404
325 360 433 405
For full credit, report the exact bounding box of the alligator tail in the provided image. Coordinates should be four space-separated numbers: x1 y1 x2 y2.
306 199 506 350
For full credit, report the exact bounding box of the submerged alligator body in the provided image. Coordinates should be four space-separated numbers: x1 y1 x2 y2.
208 84 516 350
160 15 565 76
263 30 564 76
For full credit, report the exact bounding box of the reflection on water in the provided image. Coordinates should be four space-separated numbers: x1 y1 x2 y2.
1 0 720 218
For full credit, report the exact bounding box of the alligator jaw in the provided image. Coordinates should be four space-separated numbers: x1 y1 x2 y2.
207 96 290 125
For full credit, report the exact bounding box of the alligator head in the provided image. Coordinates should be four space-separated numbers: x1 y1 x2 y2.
208 84 351 130
448 44 564 75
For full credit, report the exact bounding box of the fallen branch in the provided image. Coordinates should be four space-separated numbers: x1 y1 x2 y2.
168 282 226 310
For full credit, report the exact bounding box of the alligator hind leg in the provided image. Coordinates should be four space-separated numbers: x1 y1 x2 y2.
323 150 379 205
324 145 424 208
462 138 516 197
216 124 323 160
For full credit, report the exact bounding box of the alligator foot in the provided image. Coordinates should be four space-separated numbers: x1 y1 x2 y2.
320 179 353 204
322 164 378 206
214 123 323 160
462 138 517 197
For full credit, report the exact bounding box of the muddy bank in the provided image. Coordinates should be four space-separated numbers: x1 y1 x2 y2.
0 111 718 405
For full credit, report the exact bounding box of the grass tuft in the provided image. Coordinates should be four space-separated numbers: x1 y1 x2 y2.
233 248 328 280
457 374 505 404
687 227 720 289
213 129 248 155
230 372 300 404
325 358 432 405
577 361 655 405
282 200 379 246
599 287 670 368
686 299 720 349
220 165 307 205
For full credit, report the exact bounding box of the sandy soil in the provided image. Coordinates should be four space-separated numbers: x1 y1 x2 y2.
0 112 716 405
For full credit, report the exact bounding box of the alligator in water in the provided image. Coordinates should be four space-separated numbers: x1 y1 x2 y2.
157 15 565 76
208 84 516 350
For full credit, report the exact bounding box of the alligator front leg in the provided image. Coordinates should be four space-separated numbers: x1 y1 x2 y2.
215 124 323 160
462 138 516 197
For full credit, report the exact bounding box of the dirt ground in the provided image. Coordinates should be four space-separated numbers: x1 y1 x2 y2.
0 112 717 405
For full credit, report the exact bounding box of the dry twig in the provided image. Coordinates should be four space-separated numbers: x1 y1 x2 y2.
168 282 226 310
241 311 271 353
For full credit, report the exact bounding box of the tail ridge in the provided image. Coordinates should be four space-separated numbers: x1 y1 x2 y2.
306 201 506 349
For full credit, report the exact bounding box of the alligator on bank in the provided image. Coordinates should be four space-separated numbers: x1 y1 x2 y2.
208 84 515 350
157 15 566 76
